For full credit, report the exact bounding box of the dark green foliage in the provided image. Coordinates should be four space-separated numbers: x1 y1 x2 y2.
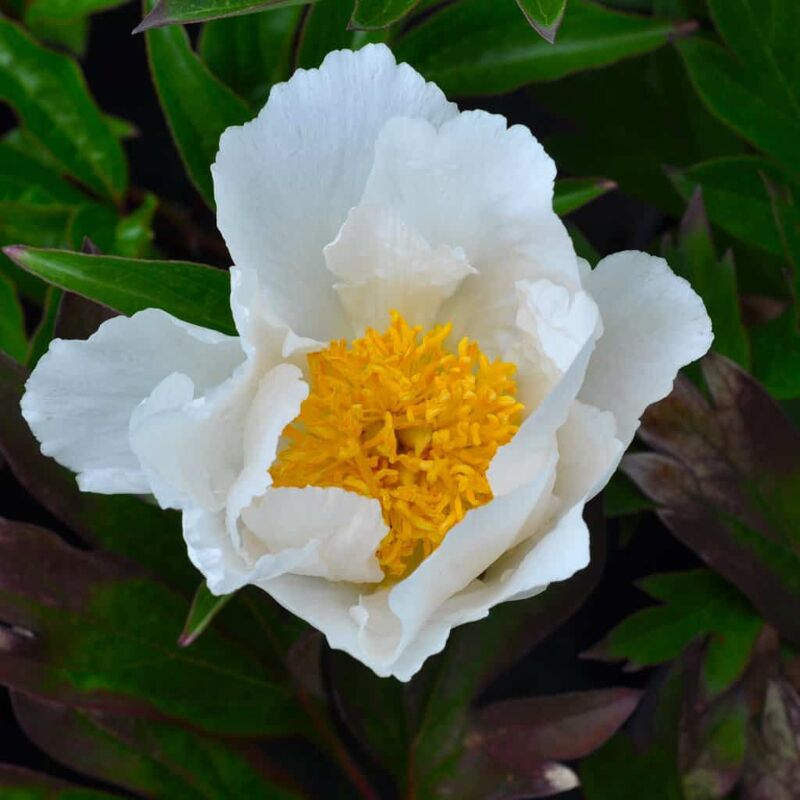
1 0 799 797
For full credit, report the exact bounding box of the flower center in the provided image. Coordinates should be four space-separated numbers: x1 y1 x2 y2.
269 312 523 580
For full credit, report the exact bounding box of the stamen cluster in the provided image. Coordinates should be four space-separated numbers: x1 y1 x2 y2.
270 312 523 580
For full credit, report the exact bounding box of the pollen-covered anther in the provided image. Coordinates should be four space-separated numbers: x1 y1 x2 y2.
269 311 524 580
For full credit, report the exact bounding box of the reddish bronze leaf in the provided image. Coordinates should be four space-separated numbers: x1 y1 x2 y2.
474 688 642 762
0 764 120 797
437 688 640 799
623 354 800 644
11 691 303 799
0 519 297 735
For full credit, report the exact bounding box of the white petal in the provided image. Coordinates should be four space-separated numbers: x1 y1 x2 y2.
242 487 387 583
489 290 602 497
516 279 601 376
130 361 306 513
229 266 323 364
554 401 623 509
259 573 364 661
580 251 713 447
183 507 320 595
359 111 578 355
21 309 242 495
485 504 590 598
224 364 308 536
389 503 591 681
324 204 475 333
354 453 557 671
254 489 590 681
213 44 457 342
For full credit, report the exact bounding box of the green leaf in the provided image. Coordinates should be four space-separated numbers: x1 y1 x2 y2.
67 204 120 252
199 4 302 110
603 471 654 517
26 0 133 22
764 178 800 322
566 220 599 263
136 0 312 31
581 657 687 800
0 140 88 206
179 582 235 646
12 693 302 800
0 765 120 800
586 569 763 697
682 689 748 800
113 193 157 257
24 12 89 58
105 114 138 141
750 311 800 400
0 273 27 363
0 202 77 249
678 0 800 178
0 519 299 736
3 247 235 334
296 0 356 68
669 156 797 259
3 126 66 174
395 0 679 97
623 355 800 647
0 199 94 306
350 0 420 29
662 190 750 368
144 0 252 206
0 18 127 201
516 0 567 44
553 176 616 216
538 48 746 216
26 286 62 367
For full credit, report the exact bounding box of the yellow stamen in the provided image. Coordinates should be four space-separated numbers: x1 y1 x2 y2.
270 311 524 581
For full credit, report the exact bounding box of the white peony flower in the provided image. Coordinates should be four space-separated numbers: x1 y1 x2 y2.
21 45 712 680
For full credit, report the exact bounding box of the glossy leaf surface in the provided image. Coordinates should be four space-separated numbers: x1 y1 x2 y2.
396 0 678 96
3 247 235 335
0 18 127 201
0 519 298 736
137 0 311 31
144 0 251 205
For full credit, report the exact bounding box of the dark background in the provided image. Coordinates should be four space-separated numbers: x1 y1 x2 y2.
0 4 699 795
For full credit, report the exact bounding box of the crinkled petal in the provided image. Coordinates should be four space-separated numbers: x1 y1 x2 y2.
324 204 475 333
579 251 713 447
21 309 242 495
489 288 602 497
224 364 308 539
516 279 600 377
183 507 319 595
229 266 323 364
130 362 306 513
242 487 387 583
213 44 457 342
186 487 387 594
554 401 623 509
389 503 591 681
254 492 591 680
353 452 557 672
358 111 578 356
